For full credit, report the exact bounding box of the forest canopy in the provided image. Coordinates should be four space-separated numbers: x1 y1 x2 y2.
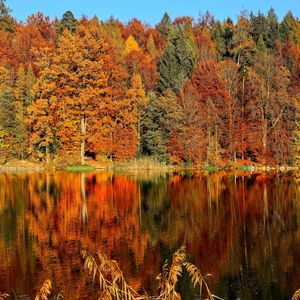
0 0 299 166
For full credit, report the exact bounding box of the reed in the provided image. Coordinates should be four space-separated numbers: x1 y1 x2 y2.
81 249 146 300
292 289 300 300
35 279 52 300
184 262 223 300
82 246 223 300
0 293 9 300
156 246 186 300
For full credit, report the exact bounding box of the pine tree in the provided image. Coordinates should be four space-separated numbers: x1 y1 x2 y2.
265 8 279 49
0 90 16 159
211 21 226 59
279 11 300 43
55 10 77 34
158 29 195 94
0 0 14 32
249 11 268 44
142 90 182 161
156 12 171 39
257 34 266 52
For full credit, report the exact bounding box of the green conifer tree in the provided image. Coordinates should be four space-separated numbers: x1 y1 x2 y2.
158 29 195 94
141 90 182 161
55 10 78 34
156 12 171 39
0 0 15 32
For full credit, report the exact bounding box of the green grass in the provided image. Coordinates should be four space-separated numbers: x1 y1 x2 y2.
65 165 95 172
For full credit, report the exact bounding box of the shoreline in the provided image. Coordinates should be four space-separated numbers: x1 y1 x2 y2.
0 159 298 173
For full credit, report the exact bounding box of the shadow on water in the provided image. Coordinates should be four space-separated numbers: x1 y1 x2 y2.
0 170 299 299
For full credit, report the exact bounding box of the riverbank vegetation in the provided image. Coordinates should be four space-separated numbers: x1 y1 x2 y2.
0 1 299 167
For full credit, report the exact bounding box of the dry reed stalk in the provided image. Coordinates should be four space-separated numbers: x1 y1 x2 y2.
156 246 186 300
184 262 222 300
56 291 64 299
81 249 146 300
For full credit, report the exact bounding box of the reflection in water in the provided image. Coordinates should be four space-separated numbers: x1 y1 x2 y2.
0 171 299 299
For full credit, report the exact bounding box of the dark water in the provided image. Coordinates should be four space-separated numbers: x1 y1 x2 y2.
0 170 299 299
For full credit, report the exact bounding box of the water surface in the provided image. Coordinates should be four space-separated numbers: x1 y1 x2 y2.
0 170 299 299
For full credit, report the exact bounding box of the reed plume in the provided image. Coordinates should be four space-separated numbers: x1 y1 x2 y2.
156 246 187 300
292 289 300 300
35 279 52 300
184 262 222 300
81 249 146 300
82 247 223 300
0 293 9 300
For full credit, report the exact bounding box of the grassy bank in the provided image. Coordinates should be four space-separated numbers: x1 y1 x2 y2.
0 158 297 173
65 164 95 172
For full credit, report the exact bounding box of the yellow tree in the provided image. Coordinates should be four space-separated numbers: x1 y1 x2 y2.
31 25 110 164
14 65 29 159
27 48 56 162
124 35 140 54
126 74 147 154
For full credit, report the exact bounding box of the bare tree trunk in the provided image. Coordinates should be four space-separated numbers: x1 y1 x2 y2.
241 75 245 160
46 145 50 164
262 108 267 156
80 115 86 165
137 113 141 155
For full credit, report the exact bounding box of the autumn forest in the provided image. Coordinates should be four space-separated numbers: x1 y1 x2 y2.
0 0 300 166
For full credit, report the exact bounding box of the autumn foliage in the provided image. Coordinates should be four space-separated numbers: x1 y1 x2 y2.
0 3 299 165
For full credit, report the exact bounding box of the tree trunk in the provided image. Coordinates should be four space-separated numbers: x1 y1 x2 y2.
46 145 50 164
137 113 141 155
80 115 86 165
262 108 267 156
241 75 245 160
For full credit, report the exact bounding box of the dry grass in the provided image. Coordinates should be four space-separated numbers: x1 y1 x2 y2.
292 289 300 300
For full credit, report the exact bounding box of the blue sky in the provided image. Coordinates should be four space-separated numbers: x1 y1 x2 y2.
6 0 300 25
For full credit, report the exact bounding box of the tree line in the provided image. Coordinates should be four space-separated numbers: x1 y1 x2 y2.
0 0 299 165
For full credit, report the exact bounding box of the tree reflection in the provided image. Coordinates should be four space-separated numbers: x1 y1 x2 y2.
0 171 298 299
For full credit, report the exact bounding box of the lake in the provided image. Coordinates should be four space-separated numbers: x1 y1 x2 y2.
0 170 299 299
